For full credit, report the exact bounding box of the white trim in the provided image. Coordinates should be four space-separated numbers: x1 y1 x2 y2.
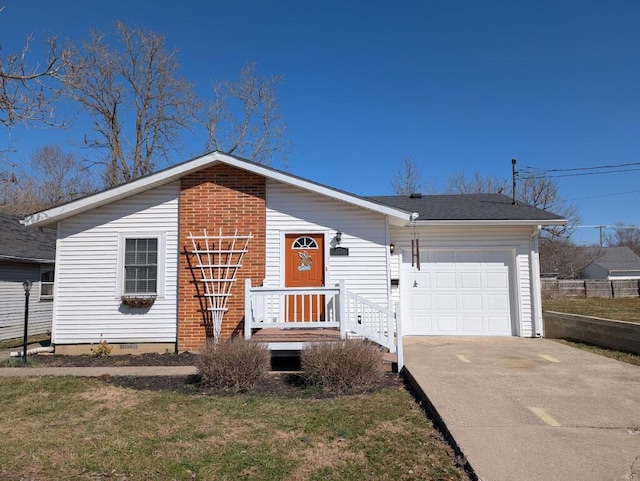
116 232 166 298
38 265 55 301
51 221 62 344
22 152 412 228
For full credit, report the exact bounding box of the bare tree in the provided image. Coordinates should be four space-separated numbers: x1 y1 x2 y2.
205 63 288 166
64 22 199 187
389 157 428 195
0 144 98 216
605 223 640 256
444 172 508 195
539 239 601 279
443 171 578 239
518 175 579 239
0 11 71 129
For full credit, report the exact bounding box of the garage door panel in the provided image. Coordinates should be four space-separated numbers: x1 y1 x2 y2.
435 272 456 288
486 272 508 289
489 316 511 333
486 294 509 311
460 272 482 288
405 249 514 336
461 294 482 310
462 316 483 332
437 316 458 332
411 293 431 310
435 294 457 310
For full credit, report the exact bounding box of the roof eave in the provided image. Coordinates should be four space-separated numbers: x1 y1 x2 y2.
0 255 55 264
405 219 567 227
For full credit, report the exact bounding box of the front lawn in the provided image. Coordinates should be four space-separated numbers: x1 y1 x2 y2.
543 297 640 323
0 377 469 481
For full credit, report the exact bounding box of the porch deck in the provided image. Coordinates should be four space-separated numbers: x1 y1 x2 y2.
249 327 342 344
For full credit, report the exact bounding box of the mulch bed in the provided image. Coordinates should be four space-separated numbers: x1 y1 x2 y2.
25 351 198 367
4 352 402 396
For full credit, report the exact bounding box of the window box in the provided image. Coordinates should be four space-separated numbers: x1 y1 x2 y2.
120 295 156 309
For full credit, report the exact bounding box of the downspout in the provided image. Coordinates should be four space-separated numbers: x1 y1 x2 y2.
529 226 543 337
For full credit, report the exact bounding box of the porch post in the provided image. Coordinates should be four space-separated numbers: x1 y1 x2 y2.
395 301 404 371
244 278 252 340
339 279 347 339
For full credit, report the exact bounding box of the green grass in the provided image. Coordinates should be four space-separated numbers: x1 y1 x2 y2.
554 339 640 366
0 377 468 481
543 297 640 323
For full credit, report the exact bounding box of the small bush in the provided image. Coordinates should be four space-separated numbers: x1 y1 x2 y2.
196 338 270 391
300 340 384 394
91 340 112 358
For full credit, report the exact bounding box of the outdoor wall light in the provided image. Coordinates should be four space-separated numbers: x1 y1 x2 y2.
335 231 342 244
390 243 395 254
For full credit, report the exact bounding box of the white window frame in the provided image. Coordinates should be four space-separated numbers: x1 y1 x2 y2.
39 265 55 301
116 232 166 298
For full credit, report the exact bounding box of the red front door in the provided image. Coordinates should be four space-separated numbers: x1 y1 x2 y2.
285 234 324 321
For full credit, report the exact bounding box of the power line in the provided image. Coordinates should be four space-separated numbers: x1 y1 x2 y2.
567 188 640 201
520 167 640 180
521 161 640 174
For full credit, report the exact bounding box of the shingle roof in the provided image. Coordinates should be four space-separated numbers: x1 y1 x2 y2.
0 213 56 263
582 246 640 272
366 193 565 221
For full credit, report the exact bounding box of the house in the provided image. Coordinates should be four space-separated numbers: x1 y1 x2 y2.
582 246 640 280
0 213 56 341
22 152 565 356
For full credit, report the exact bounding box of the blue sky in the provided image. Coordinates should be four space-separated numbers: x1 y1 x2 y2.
2 0 640 245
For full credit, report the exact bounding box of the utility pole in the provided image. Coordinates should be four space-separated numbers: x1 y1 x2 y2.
511 159 517 205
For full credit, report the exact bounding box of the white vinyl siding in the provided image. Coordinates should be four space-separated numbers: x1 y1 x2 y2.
266 180 390 308
391 225 537 337
0 262 53 341
53 182 179 345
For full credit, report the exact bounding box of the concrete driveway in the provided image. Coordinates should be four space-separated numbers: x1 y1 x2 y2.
403 336 640 481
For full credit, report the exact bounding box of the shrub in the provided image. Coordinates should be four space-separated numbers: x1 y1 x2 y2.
196 338 270 391
91 340 112 358
300 340 385 394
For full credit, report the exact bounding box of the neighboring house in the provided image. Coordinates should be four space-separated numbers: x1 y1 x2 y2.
22 152 565 355
582 246 640 280
0 213 56 341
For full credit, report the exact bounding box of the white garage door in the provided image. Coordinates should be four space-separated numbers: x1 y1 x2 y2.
404 250 513 336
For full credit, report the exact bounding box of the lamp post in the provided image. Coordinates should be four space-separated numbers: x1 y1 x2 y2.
22 280 32 363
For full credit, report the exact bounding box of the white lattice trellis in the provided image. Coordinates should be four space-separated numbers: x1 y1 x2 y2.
188 228 252 341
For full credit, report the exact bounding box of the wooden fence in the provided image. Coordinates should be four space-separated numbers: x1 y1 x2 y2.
541 279 640 299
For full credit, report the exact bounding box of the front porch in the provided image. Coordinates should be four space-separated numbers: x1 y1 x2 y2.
243 279 404 369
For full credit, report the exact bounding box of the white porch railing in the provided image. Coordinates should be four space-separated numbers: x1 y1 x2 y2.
244 279 404 370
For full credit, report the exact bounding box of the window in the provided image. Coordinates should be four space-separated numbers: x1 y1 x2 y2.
124 238 158 294
40 267 55 300
292 236 318 249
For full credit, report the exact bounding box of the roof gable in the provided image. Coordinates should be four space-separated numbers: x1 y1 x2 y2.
22 152 412 228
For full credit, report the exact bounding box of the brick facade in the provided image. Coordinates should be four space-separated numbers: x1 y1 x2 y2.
178 164 266 351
